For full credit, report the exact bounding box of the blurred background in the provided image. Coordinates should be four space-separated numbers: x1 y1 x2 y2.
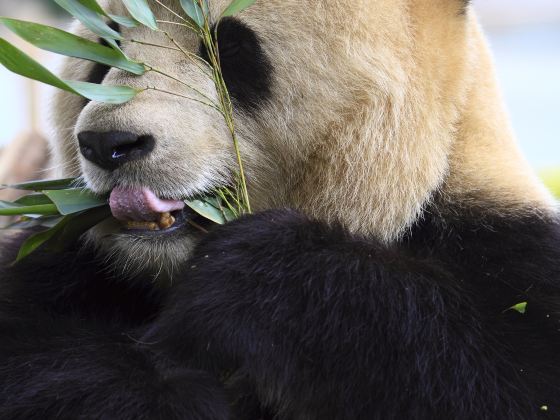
0 0 559 196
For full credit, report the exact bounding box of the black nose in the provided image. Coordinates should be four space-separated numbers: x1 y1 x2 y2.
77 131 155 170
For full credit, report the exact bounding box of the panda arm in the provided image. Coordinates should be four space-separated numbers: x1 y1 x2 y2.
145 209 559 420
0 238 231 419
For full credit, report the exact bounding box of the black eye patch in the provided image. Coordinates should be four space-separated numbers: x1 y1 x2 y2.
199 18 272 111
86 22 121 85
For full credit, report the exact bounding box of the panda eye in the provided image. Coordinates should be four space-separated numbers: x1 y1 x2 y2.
199 18 272 111
218 39 242 58
86 22 121 85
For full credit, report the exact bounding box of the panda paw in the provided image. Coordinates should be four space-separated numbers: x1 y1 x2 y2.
142 209 381 416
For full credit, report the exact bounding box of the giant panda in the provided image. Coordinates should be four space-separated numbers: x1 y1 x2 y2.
1 0 559 419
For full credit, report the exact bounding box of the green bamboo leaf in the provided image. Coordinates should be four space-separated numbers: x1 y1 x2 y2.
0 202 60 216
185 198 225 224
222 207 236 222
15 221 63 262
0 201 21 210
180 0 206 27
0 39 141 104
121 0 158 30
109 14 139 28
65 80 141 103
77 0 106 15
221 0 256 17
43 189 107 215
0 37 69 91
54 0 123 42
14 193 54 206
0 18 145 75
46 206 111 252
3 215 64 230
205 195 237 222
509 302 528 314
75 0 139 28
1 178 80 191
15 206 111 262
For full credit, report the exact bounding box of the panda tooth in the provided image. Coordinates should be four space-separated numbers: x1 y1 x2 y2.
124 221 160 231
157 212 176 230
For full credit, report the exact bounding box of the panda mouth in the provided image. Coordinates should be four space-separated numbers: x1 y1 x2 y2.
108 187 212 235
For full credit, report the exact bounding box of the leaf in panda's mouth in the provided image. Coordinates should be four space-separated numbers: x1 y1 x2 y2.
0 178 239 262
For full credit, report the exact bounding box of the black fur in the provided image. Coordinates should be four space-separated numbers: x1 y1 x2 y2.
86 22 121 85
199 18 273 111
1 205 559 419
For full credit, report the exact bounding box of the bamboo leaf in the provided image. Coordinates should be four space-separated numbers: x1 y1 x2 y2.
180 0 206 27
15 206 111 262
54 0 123 41
15 222 63 262
109 14 139 28
0 37 70 91
14 193 54 206
65 80 141 103
74 0 139 28
0 202 60 216
77 0 106 15
0 38 141 104
121 0 158 30
3 215 64 230
221 0 256 17
43 189 107 215
185 198 225 224
0 18 145 75
1 178 80 191
509 302 528 314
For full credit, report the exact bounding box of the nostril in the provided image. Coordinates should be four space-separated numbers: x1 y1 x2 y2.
111 135 154 161
77 131 156 171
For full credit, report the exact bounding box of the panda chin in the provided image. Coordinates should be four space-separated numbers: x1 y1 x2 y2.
83 211 207 281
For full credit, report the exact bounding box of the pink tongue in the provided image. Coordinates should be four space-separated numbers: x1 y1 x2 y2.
109 187 185 222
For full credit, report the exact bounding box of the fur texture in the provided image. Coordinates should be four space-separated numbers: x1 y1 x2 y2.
49 0 555 274
1 0 559 418
1 208 559 419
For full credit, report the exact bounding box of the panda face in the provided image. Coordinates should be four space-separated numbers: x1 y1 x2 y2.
51 0 477 278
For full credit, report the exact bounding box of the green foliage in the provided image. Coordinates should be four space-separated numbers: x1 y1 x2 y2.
509 302 528 314
0 178 238 262
0 18 145 74
0 0 258 261
221 0 257 17
180 0 208 28
54 0 123 48
121 0 158 30
0 39 141 103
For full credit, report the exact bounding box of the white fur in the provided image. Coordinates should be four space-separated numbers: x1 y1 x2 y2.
50 0 556 279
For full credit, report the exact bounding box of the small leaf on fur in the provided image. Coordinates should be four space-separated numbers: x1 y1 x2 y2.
509 302 528 314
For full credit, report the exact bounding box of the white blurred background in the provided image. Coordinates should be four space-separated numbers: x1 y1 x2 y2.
0 0 559 171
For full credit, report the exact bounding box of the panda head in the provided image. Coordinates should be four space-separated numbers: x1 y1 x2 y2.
50 0 554 279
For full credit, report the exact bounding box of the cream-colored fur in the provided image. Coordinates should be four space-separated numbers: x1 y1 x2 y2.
50 0 555 278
